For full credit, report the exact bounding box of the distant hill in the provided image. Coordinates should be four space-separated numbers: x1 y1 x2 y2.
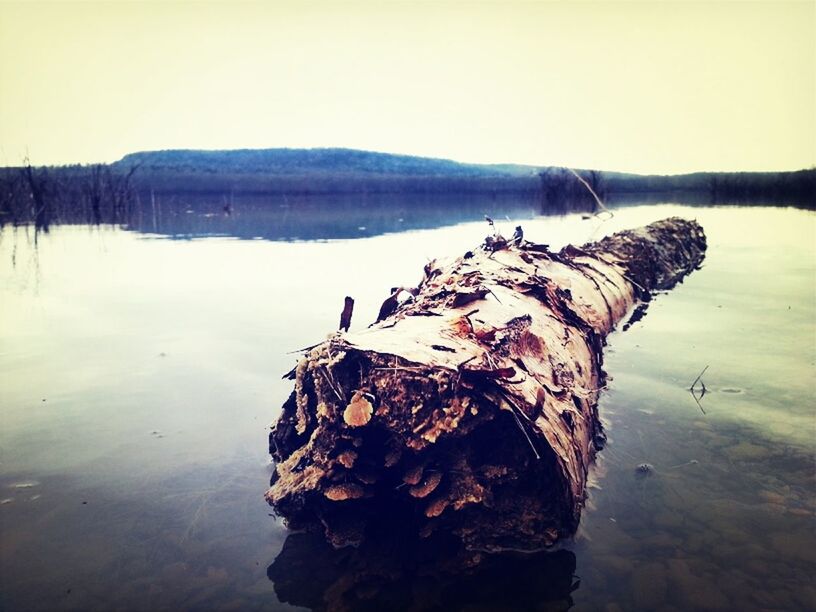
116 148 538 178
112 148 813 203
1 148 813 231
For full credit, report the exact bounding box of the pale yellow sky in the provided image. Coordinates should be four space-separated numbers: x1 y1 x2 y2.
0 1 813 173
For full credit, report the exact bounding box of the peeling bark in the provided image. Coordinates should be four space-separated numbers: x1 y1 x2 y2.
266 217 707 550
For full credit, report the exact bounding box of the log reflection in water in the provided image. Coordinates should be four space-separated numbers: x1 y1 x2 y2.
267 525 579 612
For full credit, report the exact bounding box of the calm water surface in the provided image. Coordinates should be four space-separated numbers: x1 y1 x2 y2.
1 199 814 611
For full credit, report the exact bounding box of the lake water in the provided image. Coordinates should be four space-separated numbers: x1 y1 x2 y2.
1 197 814 611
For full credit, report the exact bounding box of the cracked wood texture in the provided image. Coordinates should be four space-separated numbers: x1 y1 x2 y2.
267 217 707 551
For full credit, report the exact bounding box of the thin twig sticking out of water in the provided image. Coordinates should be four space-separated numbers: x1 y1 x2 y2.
690 390 706 415
689 365 710 391
567 168 613 219
688 365 710 414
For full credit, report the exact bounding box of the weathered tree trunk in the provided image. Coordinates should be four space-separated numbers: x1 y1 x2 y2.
267 217 707 550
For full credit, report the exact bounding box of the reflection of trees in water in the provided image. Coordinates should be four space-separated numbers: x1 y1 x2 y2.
2 187 580 242
122 192 560 241
267 527 579 612
0 161 140 235
2 161 812 243
0 169 568 241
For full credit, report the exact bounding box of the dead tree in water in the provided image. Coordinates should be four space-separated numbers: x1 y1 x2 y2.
105 163 141 222
20 158 52 233
0 171 22 225
538 166 607 214
84 164 105 224
267 218 707 550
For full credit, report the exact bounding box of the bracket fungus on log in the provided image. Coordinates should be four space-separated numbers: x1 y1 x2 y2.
267 217 707 551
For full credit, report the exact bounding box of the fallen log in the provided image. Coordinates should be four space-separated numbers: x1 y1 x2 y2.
267 217 707 551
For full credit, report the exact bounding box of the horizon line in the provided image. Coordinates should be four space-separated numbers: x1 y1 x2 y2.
3 146 814 178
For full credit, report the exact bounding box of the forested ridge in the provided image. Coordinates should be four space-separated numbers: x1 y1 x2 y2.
0 148 812 229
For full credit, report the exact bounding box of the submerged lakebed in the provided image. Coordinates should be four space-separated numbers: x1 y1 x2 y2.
1 198 814 610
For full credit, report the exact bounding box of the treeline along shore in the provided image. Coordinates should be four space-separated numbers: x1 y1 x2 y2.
0 148 813 229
